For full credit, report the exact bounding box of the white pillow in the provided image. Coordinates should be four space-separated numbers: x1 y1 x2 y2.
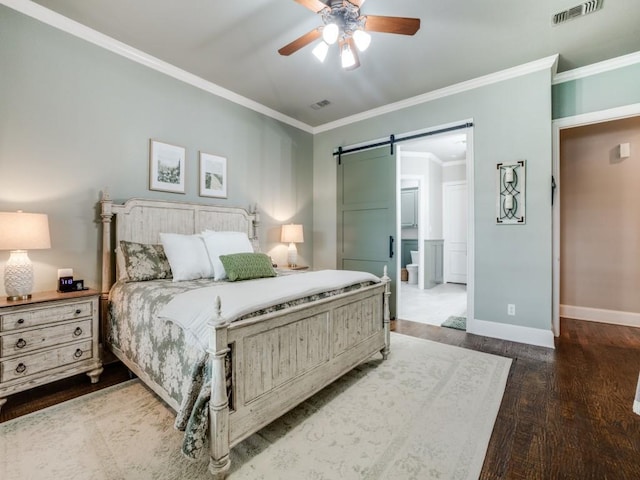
201 231 254 280
159 233 214 282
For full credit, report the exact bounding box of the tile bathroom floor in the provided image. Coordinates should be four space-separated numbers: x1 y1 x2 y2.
398 281 467 326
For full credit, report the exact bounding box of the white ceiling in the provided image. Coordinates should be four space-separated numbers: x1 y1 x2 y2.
403 132 468 162
19 0 640 128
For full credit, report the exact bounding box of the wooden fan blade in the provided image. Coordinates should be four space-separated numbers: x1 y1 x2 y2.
278 28 322 56
294 0 329 13
364 15 420 35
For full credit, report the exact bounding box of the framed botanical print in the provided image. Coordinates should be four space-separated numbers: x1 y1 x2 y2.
149 139 186 193
199 152 227 198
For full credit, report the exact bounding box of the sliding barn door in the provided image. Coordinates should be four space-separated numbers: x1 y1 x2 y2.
337 146 397 317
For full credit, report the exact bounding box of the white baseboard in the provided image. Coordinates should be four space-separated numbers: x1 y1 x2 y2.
560 305 640 328
467 319 555 349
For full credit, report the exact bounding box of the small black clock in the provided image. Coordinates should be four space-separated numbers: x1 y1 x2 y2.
58 276 75 293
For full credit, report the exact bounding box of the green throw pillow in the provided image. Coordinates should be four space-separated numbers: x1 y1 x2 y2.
120 240 172 282
219 253 276 282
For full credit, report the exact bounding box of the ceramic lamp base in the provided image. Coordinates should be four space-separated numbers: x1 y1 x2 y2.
5 250 34 301
287 243 298 267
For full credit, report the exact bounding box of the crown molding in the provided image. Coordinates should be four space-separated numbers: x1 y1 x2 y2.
313 54 559 134
553 50 640 85
1 0 314 133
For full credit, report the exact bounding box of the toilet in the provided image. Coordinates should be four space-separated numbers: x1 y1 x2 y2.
406 250 419 285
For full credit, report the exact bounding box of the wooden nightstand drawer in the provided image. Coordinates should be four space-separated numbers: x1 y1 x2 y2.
0 300 93 332
1 318 92 357
1 339 93 383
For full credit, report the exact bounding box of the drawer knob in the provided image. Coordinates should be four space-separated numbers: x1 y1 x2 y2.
74 309 82 315
73 327 83 337
74 349 83 359
16 338 27 349
16 363 27 374
17 318 25 325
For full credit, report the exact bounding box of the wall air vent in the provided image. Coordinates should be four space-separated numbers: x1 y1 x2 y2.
553 0 603 25
310 99 331 110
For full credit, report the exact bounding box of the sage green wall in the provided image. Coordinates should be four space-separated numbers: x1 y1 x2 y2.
0 7 313 296
553 63 640 119
314 69 553 331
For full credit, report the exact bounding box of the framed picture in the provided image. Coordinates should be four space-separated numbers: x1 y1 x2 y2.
199 152 227 198
149 139 186 193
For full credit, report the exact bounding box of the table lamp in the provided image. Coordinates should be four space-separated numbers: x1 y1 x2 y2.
0 211 51 300
281 224 303 267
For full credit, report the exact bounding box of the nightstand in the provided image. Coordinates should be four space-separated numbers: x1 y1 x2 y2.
276 266 310 275
0 289 103 412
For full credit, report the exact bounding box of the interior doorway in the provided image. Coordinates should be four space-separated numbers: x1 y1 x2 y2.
397 125 474 328
552 104 640 335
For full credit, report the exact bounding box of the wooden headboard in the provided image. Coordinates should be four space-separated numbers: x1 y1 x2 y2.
100 192 259 300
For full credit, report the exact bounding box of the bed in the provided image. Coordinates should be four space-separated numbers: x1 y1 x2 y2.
100 195 391 479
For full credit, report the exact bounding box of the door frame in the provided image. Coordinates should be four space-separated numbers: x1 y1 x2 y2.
398 171 426 291
552 102 640 336
397 122 475 328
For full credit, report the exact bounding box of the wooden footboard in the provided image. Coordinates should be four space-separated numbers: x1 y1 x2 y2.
207 271 391 479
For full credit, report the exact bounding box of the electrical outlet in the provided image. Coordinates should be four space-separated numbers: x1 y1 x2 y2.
507 304 516 316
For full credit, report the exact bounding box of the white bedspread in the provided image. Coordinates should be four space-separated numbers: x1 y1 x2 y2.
159 269 380 350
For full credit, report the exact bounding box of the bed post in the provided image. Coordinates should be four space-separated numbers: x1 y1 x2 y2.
100 190 114 346
250 204 260 252
381 265 391 360
208 296 231 479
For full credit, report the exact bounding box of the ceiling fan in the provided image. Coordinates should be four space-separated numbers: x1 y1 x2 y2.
278 0 420 70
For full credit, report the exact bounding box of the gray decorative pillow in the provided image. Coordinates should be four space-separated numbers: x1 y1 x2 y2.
218 253 276 282
119 241 172 282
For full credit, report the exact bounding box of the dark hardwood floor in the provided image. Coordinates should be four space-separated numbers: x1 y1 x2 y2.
0 361 131 422
2 318 639 479
396 318 640 480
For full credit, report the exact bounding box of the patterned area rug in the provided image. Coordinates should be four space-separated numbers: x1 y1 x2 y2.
0 333 510 480
442 315 467 330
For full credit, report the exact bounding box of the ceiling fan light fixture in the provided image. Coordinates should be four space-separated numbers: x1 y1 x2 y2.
312 41 329 62
322 23 339 44
341 43 356 69
352 29 371 52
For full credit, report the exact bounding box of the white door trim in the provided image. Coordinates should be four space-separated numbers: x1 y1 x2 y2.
552 102 640 336
399 171 427 290
465 128 475 331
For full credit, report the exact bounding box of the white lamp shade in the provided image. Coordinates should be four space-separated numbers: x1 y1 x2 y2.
322 23 339 45
341 44 356 69
312 41 329 62
0 212 51 250
353 30 371 52
281 224 304 244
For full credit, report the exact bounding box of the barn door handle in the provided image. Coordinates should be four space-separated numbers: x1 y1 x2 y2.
389 236 395 259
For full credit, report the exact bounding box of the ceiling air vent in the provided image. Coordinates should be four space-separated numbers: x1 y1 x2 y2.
553 0 603 25
310 99 331 110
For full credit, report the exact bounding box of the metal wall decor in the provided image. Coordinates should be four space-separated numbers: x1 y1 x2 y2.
496 160 525 224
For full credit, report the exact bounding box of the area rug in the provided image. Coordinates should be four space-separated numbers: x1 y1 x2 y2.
442 315 467 330
0 333 510 480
